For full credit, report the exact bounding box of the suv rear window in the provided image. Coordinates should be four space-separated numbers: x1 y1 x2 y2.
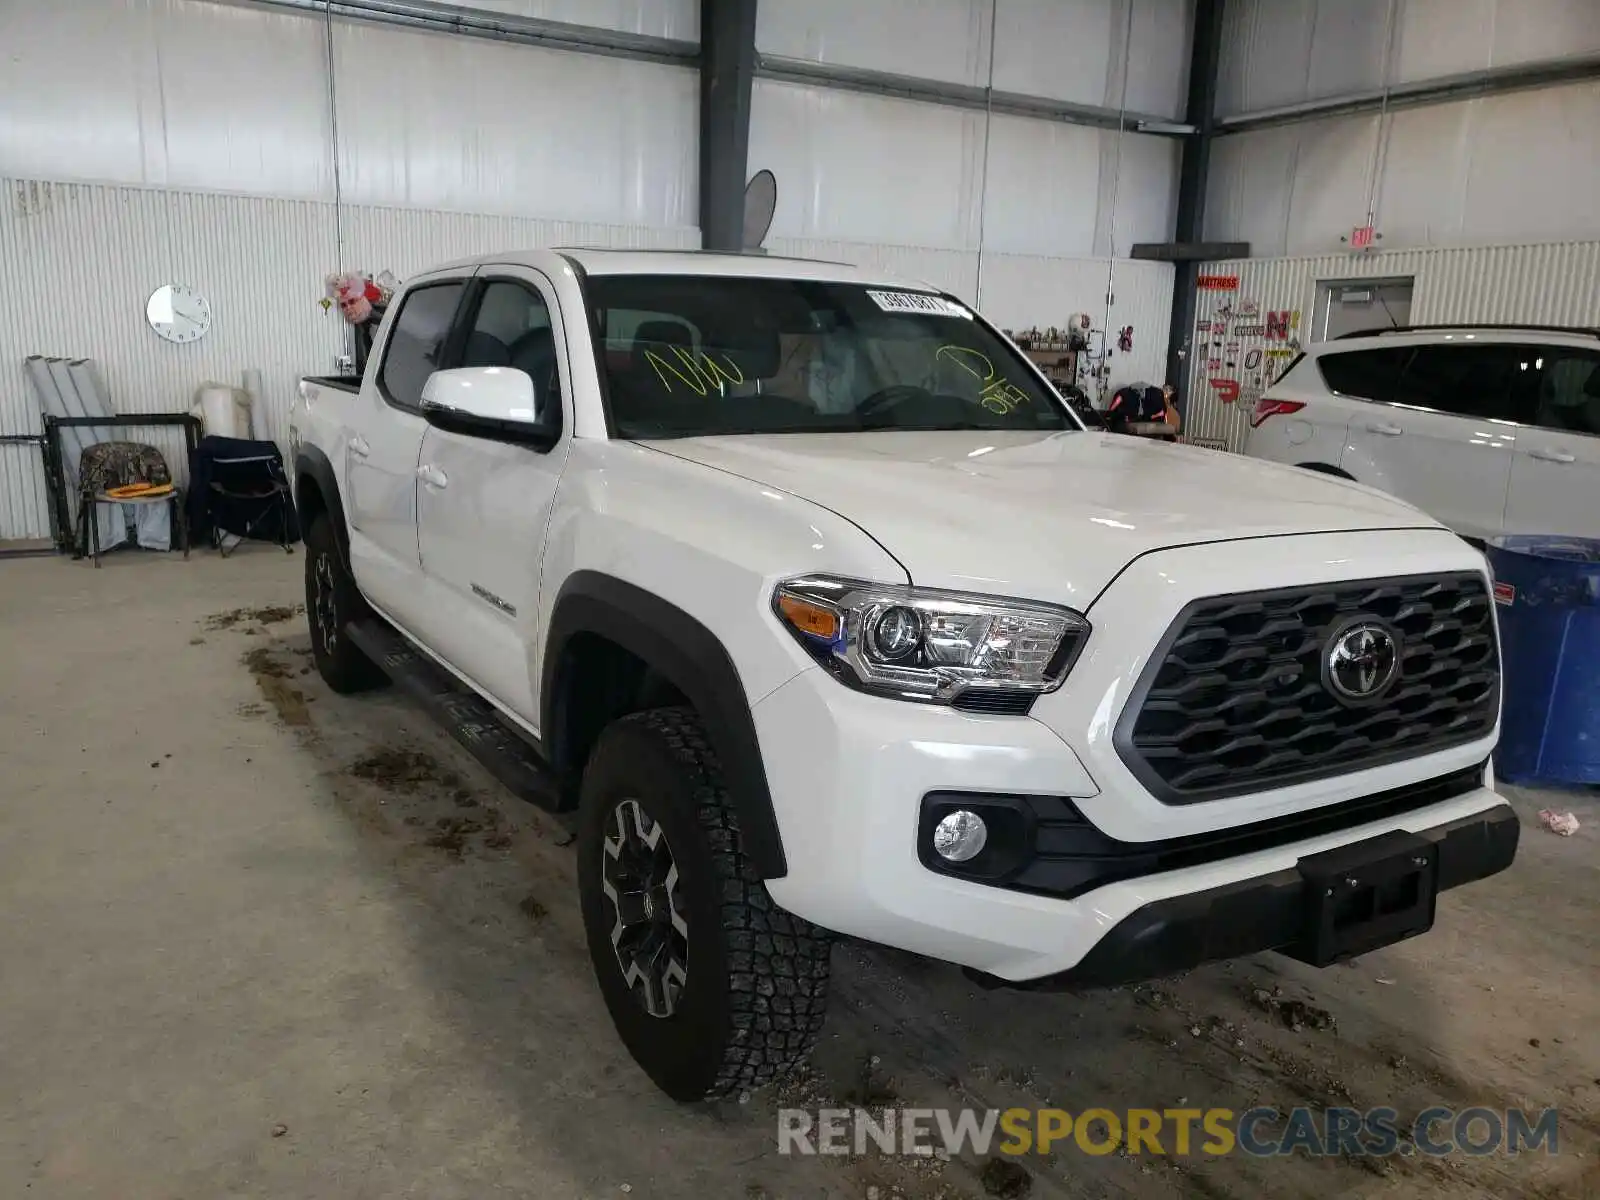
1391 344 1536 421
1317 348 1409 402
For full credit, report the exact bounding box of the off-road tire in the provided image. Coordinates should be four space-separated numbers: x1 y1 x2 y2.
304 514 386 694
577 706 831 1101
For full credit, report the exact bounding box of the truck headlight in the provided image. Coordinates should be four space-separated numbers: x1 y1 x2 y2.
773 575 1089 706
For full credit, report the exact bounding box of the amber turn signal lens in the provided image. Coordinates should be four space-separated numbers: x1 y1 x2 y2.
777 593 840 640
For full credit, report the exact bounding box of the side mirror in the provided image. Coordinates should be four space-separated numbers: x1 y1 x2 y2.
419 367 559 448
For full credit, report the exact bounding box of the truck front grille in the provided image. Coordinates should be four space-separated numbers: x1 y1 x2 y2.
1117 572 1499 803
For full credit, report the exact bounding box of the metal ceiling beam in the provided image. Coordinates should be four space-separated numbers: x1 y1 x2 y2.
240 0 700 68
755 54 1193 136
1217 53 1600 135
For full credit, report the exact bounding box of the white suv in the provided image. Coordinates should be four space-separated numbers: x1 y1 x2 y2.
1244 325 1600 541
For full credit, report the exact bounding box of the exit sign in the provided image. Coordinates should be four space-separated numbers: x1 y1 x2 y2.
1350 225 1376 249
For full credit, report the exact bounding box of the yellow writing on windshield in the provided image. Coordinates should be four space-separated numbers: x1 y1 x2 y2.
936 345 1032 414
645 345 745 396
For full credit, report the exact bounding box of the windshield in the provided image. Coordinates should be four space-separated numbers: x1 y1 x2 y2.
583 274 1075 438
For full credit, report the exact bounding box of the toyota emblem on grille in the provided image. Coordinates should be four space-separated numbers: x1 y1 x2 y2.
1325 621 1400 703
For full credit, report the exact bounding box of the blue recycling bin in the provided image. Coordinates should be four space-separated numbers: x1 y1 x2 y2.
1485 536 1600 786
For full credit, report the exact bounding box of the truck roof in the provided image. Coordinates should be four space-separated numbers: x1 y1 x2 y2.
430 247 936 289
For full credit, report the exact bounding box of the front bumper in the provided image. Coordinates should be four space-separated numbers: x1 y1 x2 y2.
754 666 1516 982
964 802 1520 989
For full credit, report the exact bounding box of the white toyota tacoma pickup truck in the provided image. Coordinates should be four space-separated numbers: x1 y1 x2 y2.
289 249 1518 1102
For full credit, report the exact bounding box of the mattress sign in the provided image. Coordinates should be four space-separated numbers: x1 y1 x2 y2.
867 290 971 318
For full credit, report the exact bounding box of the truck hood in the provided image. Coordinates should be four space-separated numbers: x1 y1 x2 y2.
640 430 1440 607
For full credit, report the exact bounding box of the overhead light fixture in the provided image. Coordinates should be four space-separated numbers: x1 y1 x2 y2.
1135 119 1197 135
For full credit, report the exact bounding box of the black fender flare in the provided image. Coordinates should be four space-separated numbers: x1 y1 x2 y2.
542 571 787 879
294 444 352 569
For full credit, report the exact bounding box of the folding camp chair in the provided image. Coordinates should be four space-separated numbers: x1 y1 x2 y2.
75 441 189 568
188 436 299 557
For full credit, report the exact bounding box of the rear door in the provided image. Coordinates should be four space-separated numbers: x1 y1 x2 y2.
1505 346 1600 537
1338 342 1526 538
345 279 469 628
413 271 572 723
1263 345 1409 468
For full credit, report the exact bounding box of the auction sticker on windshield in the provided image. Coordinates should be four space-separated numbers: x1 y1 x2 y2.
867 290 972 318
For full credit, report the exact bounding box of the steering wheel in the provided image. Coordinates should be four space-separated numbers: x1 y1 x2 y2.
855 384 935 419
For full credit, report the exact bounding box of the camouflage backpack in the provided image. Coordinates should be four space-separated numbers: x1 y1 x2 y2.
78 441 172 497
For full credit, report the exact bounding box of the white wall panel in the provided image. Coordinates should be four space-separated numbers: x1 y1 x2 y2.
0 0 700 227
1120 0 1195 118
0 177 695 541
1219 0 1600 115
993 0 1117 103
757 0 1192 119
1181 240 1600 452
979 117 1103 256
1102 132 1181 256
993 0 1192 116
449 0 698 39
331 20 697 226
756 0 993 85
750 81 985 250
1206 82 1600 255
0 0 333 197
752 83 1179 257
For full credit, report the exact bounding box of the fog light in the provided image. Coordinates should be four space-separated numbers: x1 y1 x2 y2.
933 810 988 862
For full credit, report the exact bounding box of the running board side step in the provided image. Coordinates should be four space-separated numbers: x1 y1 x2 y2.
345 618 564 812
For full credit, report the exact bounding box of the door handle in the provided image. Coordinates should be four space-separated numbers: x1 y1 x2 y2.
416 464 448 489
1366 422 1404 436
1529 447 1576 463
349 435 371 458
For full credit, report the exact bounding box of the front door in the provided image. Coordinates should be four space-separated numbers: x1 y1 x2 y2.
414 272 572 725
345 279 469 628
1340 342 1530 539
1505 347 1600 537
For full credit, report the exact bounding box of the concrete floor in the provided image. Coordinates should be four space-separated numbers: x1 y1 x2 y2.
1 548 1597 1200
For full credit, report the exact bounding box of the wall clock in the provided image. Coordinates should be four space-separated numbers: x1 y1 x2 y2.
146 284 212 344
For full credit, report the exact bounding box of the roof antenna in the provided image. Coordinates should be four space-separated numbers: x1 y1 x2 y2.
743 169 777 254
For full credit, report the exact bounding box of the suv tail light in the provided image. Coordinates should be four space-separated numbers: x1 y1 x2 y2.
1250 397 1306 428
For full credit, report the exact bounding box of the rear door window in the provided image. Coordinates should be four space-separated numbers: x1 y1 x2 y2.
1317 348 1410 402
1390 344 1537 421
378 281 467 411
1531 349 1600 437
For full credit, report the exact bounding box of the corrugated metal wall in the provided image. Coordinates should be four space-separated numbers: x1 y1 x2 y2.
1183 239 1600 453
0 176 696 541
